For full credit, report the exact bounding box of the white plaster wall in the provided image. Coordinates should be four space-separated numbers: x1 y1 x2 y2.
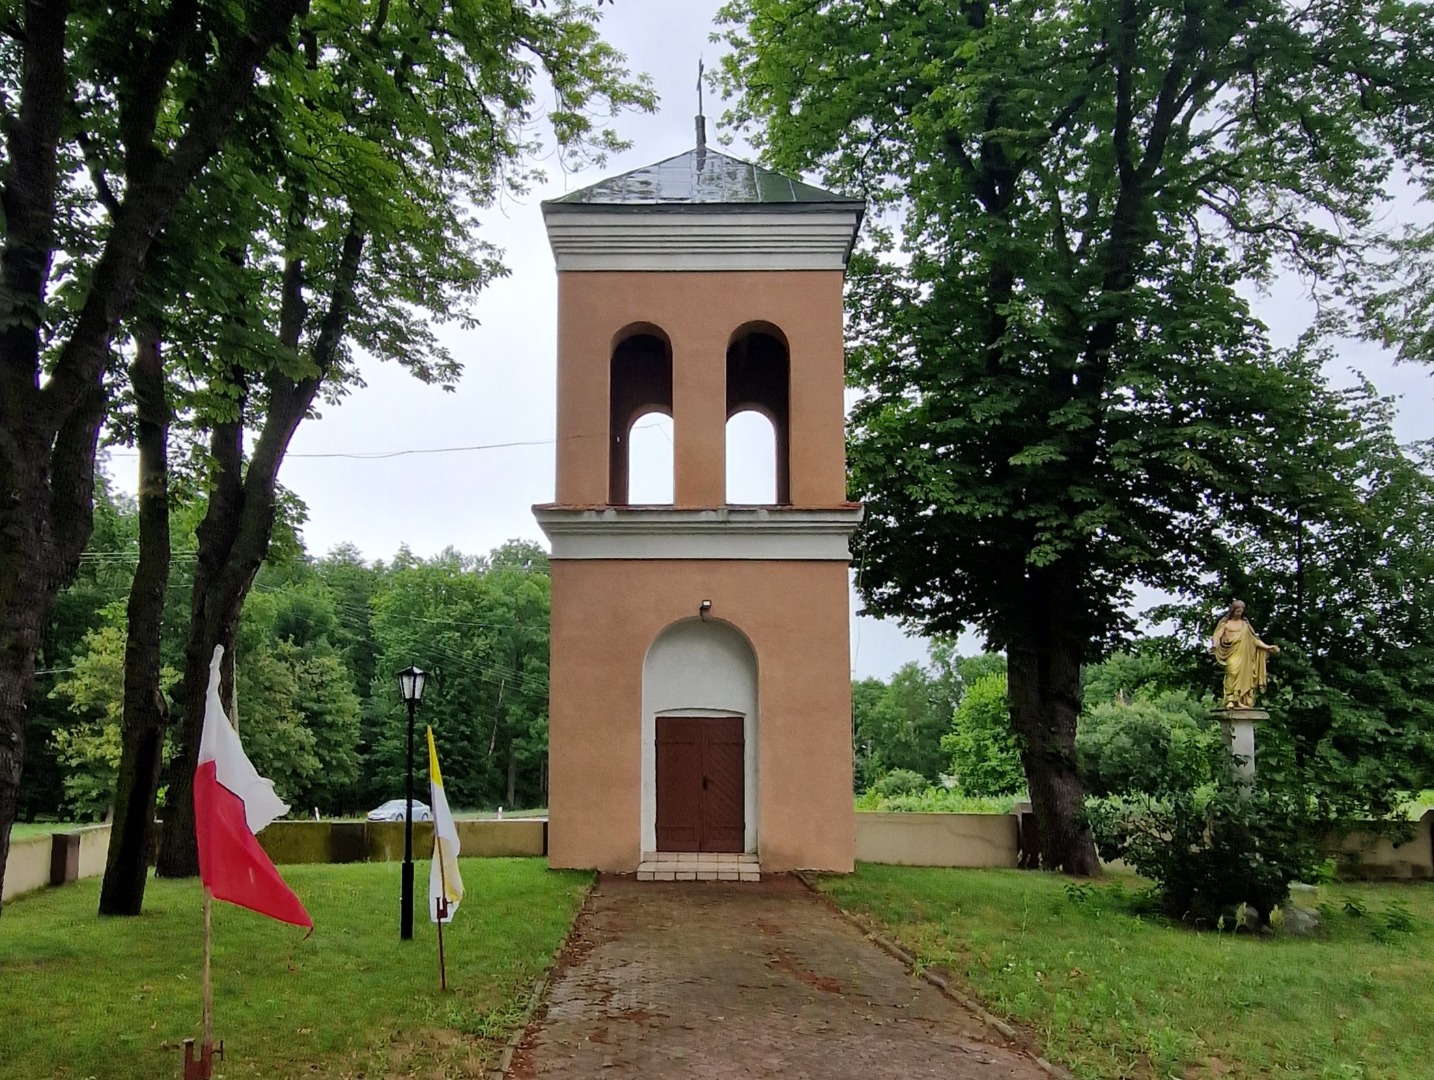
855 812 1019 868
2 835 51 902
641 617 759 854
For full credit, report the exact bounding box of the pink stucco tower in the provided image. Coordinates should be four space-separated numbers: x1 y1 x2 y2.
536 137 865 874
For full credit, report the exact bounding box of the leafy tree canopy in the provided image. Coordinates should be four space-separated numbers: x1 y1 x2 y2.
718 0 1434 872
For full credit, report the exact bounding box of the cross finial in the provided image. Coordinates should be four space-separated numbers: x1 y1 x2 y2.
695 57 707 153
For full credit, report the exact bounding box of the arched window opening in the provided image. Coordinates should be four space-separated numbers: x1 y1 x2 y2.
627 412 674 505
725 410 777 504
610 328 672 505
726 327 789 504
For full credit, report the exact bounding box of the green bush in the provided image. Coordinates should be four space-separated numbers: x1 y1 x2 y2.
1087 778 1328 925
1076 690 1221 797
855 786 1021 814
871 768 930 798
941 672 1025 796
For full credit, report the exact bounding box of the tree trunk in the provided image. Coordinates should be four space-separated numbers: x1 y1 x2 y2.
0 471 58 911
0 0 308 906
1006 561 1100 876
0 387 106 911
155 413 248 879
506 748 517 808
99 328 171 915
157 226 364 877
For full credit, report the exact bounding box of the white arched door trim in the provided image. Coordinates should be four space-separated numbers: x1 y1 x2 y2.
641 617 758 854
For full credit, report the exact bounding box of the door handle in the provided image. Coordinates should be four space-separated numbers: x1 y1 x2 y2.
702 775 708 790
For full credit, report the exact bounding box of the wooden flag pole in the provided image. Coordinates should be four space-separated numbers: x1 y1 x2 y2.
184 888 222 1079
435 853 450 990
203 886 214 1047
435 895 449 990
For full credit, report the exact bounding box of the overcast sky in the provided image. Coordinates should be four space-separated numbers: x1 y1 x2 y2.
105 0 1432 680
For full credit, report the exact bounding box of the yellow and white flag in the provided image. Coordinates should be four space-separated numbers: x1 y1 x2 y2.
427 727 463 923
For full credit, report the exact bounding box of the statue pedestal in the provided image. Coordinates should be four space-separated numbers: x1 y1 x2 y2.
1212 708 1267 788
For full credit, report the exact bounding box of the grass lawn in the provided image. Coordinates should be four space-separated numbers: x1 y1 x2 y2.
0 859 589 1079
816 865 1434 1080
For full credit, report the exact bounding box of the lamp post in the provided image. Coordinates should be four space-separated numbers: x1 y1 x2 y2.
396 665 428 941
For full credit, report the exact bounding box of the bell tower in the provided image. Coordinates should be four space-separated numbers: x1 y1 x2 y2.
536 131 864 874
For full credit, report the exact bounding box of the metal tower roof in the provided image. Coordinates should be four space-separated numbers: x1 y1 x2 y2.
546 148 863 209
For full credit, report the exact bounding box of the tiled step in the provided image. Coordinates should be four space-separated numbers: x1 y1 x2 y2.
636 851 760 882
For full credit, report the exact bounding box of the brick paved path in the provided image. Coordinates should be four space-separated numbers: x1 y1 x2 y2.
509 875 1052 1079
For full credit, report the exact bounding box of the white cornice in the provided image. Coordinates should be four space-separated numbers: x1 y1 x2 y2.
541 208 863 272
534 505 864 561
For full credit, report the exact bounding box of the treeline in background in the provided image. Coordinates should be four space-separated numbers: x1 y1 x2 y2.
22 474 551 823
853 644 1223 811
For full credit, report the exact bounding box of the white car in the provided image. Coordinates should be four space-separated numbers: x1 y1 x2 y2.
367 798 432 822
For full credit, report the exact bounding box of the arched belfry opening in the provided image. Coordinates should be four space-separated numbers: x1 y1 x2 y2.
610 326 673 505
725 410 778 504
726 324 789 505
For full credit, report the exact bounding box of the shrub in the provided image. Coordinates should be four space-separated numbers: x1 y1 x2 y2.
855 786 1021 814
1087 777 1328 925
1076 690 1221 797
871 768 930 798
941 672 1025 796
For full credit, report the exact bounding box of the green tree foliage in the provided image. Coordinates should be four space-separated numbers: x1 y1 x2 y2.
1076 691 1218 798
870 768 929 799
942 673 1025 797
851 662 948 785
155 0 652 879
232 588 362 814
1152 388 1434 823
29 493 554 820
312 544 386 707
1075 647 1221 798
0 0 311 908
20 476 139 822
43 553 366 819
718 0 1434 872
852 651 1006 788
50 624 164 820
366 543 552 812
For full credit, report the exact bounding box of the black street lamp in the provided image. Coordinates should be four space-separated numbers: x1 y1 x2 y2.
396 665 428 941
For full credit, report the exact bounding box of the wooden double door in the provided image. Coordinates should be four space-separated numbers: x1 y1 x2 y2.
654 716 745 853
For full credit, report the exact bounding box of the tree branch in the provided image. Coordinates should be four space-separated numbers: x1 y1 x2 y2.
120 0 200 183
39 0 309 431
76 130 122 215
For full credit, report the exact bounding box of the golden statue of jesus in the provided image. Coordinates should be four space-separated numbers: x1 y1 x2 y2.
1211 599 1280 710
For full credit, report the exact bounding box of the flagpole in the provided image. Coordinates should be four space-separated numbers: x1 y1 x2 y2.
435 893 448 991
435 802 449 990
184 887 218 1079
203 886 215 1051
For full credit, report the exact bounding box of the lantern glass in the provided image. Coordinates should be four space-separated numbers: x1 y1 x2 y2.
397 666 427 703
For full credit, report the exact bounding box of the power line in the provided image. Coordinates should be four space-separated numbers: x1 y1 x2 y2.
105 421 670 462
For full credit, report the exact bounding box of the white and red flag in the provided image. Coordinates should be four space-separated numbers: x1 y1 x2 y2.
194 645 312 929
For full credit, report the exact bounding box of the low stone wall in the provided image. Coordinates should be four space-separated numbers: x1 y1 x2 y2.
2 835 53 902
855 812 1019 868
1333 810 1434 880
2 824 113 904
4 818 546 904
258 818 547 865
76 824 112 878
